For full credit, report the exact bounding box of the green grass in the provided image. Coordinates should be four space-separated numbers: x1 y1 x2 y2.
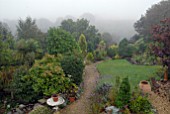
96 59 161 90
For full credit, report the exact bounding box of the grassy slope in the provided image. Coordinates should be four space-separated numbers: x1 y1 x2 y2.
96 59 160 90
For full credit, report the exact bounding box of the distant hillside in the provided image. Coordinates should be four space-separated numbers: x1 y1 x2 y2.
80 13 136 42
94 19 136 42
2 14 136 41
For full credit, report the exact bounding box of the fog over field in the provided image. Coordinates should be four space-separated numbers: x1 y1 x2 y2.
0 0 162 40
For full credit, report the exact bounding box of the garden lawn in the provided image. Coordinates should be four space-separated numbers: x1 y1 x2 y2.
96 59 161 90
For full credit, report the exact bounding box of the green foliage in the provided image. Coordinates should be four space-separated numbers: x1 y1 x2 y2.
115 76 121 88
108 87 117 105
78 34 87 58
0 34 14 66
89 91 104 114
86 52 94 62
0 22 14 57
98 40 106 51
29 54 74 96
60 19 76 34
107 48 115 58
133 38 147 54
108 76 120 104
94 40 107 61
118 38 135 58
94 50 106 61
29 106 53 114
15 39 43 66
114 54 120 59
0 67 15 97
47 28 80 55
16 17 46 52
10 66 39 103
132 53 157 65
97 59 160 90
123 108 131 114
17 17 44 40
16 39 39 53
61 55 84 85
115 77 131 108
107 44 118 58
0 22 13 43
134 0 170 37
129 96 153 114
60 18 102 52
0 27 15 100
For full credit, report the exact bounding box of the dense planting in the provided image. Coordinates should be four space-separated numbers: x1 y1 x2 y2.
0 17 87 113
94 60 158 113
1 1 170 112
29 54 77 96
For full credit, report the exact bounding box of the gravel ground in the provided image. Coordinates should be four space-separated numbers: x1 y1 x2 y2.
59 63 100 114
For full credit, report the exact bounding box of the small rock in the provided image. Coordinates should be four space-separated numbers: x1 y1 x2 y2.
105 106 119 113
33 103 43 109
53 106 59 111
7 111 12 114
16 108 24 114
19 104 26 109
38 98 46 104
13 112 19 114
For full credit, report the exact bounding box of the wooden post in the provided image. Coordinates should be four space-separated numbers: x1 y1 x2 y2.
164 68 168 81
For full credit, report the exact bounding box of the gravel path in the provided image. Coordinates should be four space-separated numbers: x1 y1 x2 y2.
59 63 100 114
148 81 170 114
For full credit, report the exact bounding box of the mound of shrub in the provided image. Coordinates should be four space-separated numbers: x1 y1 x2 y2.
61 55 84 85
10 66 40 103
129 96 153 113
28 54 76 96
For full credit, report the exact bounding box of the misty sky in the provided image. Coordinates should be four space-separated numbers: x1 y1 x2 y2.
0 0 162 21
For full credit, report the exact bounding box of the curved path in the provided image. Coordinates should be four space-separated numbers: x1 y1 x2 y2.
60 63 100 114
